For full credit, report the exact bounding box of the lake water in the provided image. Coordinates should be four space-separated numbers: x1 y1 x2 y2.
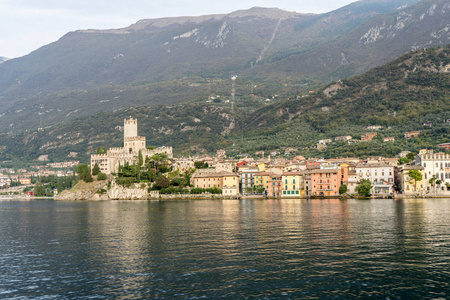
0 198 449 299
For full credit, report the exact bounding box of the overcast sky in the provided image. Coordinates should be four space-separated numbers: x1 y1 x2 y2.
0 0 356 59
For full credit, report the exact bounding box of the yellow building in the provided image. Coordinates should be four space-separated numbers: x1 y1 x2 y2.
192 171 223 189
192 170 239 196
257 163 267 172
282 172 304 197
222 173 240 196
398 165 426 194
254 172 270 191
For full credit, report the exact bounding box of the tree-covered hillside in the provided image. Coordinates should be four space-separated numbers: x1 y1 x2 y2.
233 45 450 156
0 45 449 163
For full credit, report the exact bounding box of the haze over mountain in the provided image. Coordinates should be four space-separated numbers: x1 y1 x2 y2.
0 57 8 64
0 0 448 133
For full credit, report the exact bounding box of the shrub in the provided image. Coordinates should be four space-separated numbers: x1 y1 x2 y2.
97 172 107 180
155 175 170 189
356 179 372 197
116 177 135 187
190 187 204 194
171 177 185 187
339 184 347 195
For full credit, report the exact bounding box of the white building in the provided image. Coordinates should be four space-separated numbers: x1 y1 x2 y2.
344 170 359 195
173 159 195 172
356 163 394 194
0 174 11 188
415 149 450 194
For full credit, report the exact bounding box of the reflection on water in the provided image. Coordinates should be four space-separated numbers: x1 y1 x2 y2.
0 199 449 299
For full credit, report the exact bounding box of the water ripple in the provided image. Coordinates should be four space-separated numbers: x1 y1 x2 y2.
0 199 449 298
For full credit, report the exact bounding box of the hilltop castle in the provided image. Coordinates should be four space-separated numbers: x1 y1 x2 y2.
90 118 173 174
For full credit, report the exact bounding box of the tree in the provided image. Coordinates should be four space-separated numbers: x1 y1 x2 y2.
436 179 443 193
96 147 107 154
76 164 89 180
97 172 107 180
429 175 436 190
183 169 194 187
155 175 170 190
34 181 45 196
148 153 169 174
406 152 416 161
398 157 411 165
147 168 157 182
408 169 423 191
194 161 208 169
92 163 100 175
339 184 348 195
356 179 372 197
138 150 143 167
255 187 265 194
83 172 93 183
171 177 185 187
57 181 62 194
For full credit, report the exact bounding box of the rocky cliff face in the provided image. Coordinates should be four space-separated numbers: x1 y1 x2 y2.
55 178 151 201
55 178 237 200
107 181 150 200
55 180 109 200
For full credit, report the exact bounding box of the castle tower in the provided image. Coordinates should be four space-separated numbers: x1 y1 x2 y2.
123 117 146 153
124 117 138 139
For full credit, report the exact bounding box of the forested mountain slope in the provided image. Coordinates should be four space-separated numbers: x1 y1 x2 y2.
0 46 449 162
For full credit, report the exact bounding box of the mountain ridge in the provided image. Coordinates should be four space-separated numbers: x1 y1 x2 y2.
1 0 447 133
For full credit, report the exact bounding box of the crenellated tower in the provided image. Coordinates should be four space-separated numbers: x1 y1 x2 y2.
124 117 138 139
123 117 146 153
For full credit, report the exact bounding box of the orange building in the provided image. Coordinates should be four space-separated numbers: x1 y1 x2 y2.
267 174 283 197
309 167 342 196
19 178 32 185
